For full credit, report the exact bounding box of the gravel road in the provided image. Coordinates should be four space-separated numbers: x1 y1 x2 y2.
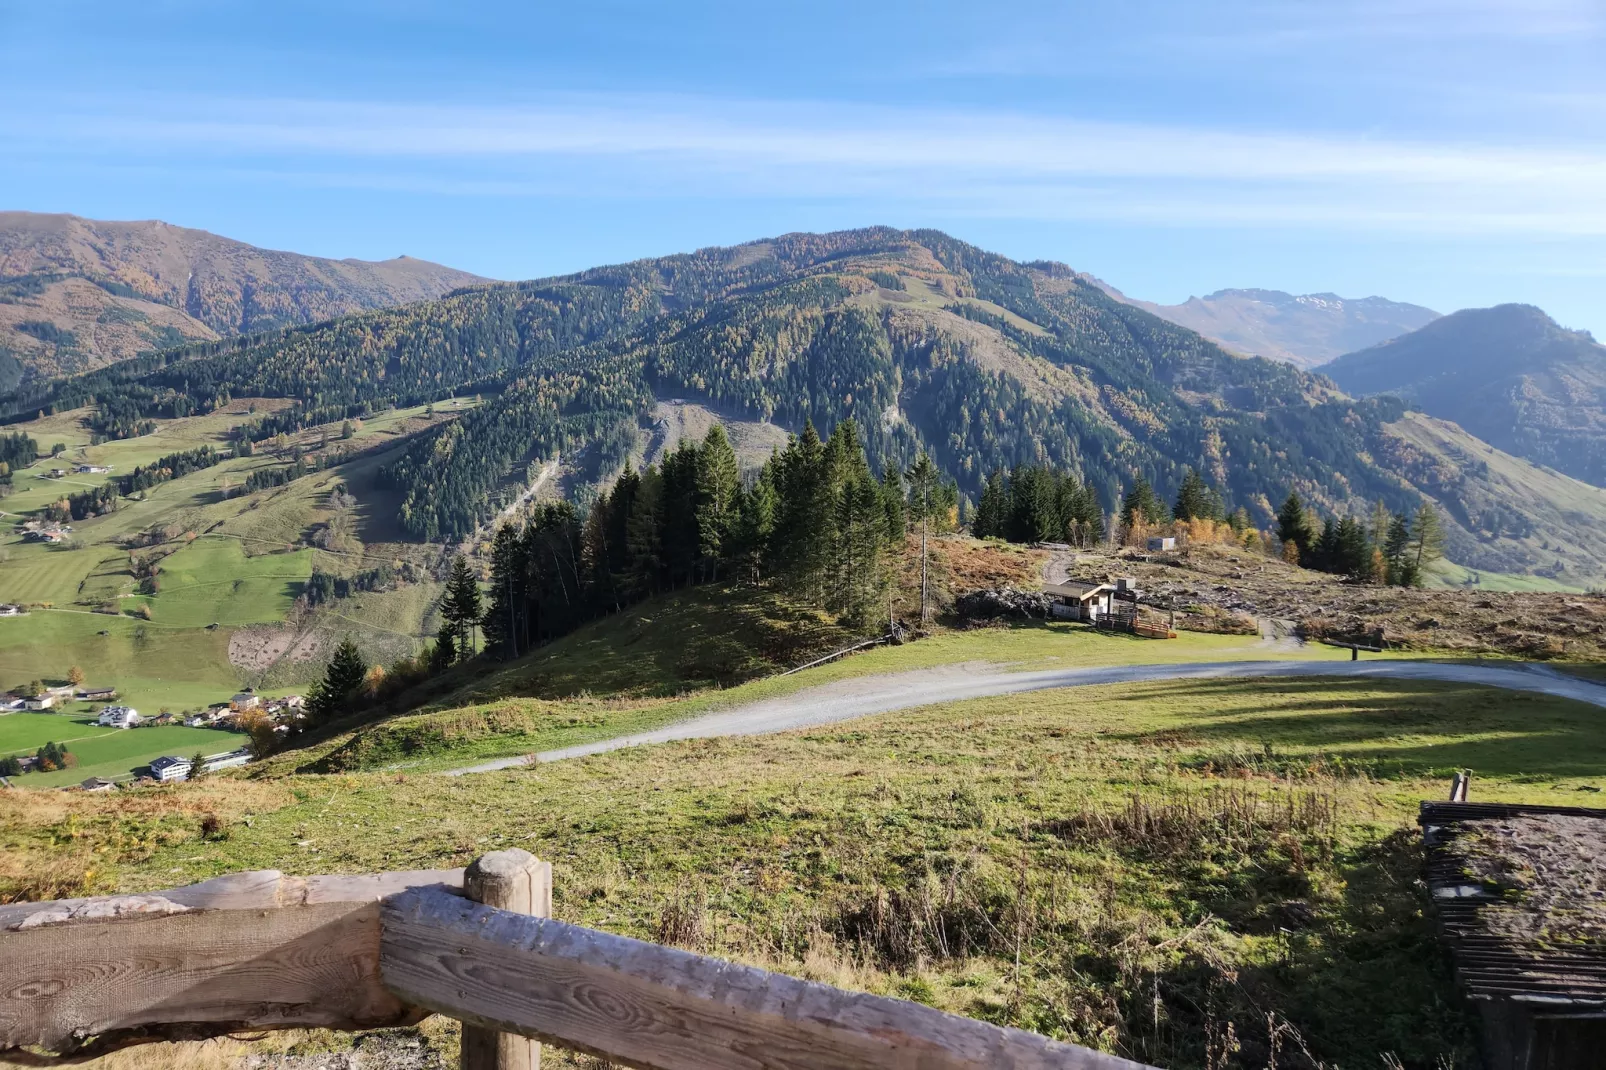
444 658 1606 776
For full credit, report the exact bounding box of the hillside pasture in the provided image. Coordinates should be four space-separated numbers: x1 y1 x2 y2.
27 673 1606 1067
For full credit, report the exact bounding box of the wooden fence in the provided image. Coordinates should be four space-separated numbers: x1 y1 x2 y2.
0 851 1155 1070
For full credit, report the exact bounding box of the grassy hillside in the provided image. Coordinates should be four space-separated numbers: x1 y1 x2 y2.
1376 411 1606 583
0 399 467 712
12 669 1605 1067
1328 304 1606 487
0 211 486 379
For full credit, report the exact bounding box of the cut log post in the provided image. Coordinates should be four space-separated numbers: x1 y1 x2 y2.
460 850 551 1070
382 885 1150 1070
0 868 463 1060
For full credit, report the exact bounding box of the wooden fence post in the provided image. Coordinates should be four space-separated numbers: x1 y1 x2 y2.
461 849 551 1070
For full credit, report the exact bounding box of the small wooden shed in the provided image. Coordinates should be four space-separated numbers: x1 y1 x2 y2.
1042 580 1115 622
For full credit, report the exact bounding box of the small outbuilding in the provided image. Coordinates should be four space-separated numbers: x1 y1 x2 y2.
79 776 117 792
1042 580 1116 623
1146 536 1176 551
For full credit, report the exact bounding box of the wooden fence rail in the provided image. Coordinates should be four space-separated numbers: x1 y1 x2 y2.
0 852 1155 1070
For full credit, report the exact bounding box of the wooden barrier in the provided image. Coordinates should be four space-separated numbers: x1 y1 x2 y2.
0 859 1157 1070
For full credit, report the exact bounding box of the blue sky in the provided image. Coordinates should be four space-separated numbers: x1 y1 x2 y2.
2 0 1603 336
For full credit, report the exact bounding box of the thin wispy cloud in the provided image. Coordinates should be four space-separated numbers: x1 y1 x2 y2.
8 92 1604 236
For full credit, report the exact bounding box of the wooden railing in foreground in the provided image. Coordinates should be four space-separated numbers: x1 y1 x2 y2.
1 850 1154 1070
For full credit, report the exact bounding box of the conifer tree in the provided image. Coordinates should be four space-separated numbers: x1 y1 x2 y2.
973 469 1006 539
1384 512 1413 586
1409 503 1445 583
694 425 740 580
307 638 368 725
1173 468 1220 522
906 452 940 625
1277 492 1315 563
441 555 483 655
1120 476 1166 530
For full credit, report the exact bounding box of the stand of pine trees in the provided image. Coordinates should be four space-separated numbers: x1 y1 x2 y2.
1277 491 1444 586
479 420 951 661
972 465 1105 545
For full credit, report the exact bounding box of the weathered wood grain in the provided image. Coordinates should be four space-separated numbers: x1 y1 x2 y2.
380 886 1153 1070
461 850 550 1070
0 868 462 1054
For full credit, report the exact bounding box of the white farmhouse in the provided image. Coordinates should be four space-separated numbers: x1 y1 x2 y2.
97 705 141 728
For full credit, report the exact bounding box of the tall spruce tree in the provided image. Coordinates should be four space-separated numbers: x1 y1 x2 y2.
307 638 368 725
1384 512 1414 586
1277 492 1316 562
694 424 740 581
441 555 483 656
1120 476 1166 529
1409 503 1446 583
1173 468 1220 522
973 469 1006 539
906 452 940 625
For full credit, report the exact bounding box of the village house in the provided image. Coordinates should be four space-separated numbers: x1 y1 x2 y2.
148 756 192 782
0 697 24 712
229 689 261 712
75 464 110 474
0 604 23 617
25 695 54 711
97 706 141 728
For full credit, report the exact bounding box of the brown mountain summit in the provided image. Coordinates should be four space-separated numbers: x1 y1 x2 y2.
0 212 488 385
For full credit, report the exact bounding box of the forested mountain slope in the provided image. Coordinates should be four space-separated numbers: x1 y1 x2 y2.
1325 304 1606 488
1094 282 1439 368
0 211 486 383
6 227 1604 583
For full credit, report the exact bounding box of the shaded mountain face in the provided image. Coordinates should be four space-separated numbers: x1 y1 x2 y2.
1325 305 1606 488
1094 282 1439 368
0 211 486 383
7 227 1605 585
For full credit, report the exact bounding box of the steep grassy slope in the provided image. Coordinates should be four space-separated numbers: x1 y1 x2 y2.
1095 282 1439 368
1327 304 1606 486
0 211 486 379
0 400 464 714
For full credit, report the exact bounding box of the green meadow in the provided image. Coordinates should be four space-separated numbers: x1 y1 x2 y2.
0 708 246 786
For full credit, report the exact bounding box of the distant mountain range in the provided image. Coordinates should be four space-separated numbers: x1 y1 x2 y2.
1093 282 1440 368
1326 304 1606 488
0 212 486 387
9 226 1606 585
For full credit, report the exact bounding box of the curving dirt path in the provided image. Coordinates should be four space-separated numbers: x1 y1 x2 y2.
444 658 1606 776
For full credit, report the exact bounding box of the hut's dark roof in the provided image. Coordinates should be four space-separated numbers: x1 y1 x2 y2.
1421 801 1606 1010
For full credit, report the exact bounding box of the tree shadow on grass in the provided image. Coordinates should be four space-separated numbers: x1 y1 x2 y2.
1101 677 1606 779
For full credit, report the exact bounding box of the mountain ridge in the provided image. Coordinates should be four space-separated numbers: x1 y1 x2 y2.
1091 279 1440 368
0 211 488 385
7 225 1604 584
1325 303 1606 487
